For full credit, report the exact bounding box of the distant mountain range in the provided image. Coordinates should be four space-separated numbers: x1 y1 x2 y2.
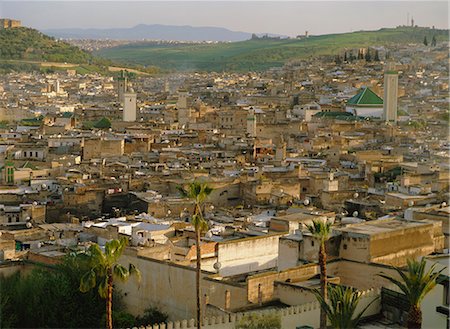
42 24 286 41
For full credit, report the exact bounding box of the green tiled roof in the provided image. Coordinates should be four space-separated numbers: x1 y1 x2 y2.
314 111 353 118
313 111 365 121
347 87 383 106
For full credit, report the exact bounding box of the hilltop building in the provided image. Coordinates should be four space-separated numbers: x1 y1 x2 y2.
345 87 384 118
0 19 21 29
383 62 399 123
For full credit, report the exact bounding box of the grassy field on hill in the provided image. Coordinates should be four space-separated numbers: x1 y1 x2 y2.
0 27 161 75
95 27 449 72
0 27 93 63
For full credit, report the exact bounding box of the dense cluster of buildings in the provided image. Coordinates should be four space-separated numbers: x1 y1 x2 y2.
0 41 448 328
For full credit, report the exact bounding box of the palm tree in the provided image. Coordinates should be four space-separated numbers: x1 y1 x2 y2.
379 258 444 329
314 285 378 329
178 182 213 329
306 219 332 329
79 237 141 329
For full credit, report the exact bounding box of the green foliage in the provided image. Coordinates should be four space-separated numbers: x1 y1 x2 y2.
235 312 281 329
79 237 140 298
96 27 449 72
431 35 437 47
305 219 332 243
0 27 92 63
104 311 136 329
94 117 112 129
134 307 169 326
423 36 428 46
178 182 213 232
379 258 444 307
0 258 123 328
313 285 377 329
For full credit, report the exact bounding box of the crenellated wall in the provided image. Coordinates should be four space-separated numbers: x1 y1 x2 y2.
128 287 381 329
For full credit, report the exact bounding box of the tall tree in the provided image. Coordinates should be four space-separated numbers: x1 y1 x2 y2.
431 35 437 47
374 50 380 62
365 49 372 62
423 36 428 46
79 237 141 329
314 285 378 329
178 182 213 328
306 220 332 329
379 258 444 329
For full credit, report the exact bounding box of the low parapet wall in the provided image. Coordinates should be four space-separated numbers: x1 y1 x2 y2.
130 287 380 329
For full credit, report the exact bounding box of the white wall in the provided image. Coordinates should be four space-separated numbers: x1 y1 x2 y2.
217 234 281 276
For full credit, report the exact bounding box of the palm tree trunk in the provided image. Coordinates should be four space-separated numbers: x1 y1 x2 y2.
407 305 422 329
196 228 202 329
319 241 327 329
106 270 113 329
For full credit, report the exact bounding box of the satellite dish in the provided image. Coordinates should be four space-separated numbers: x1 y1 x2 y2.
213 262 222 272
408 201 414 207
353 192 359 199
26 222 32 229
303 198 310 206
352 211 359 217
441 202 447 208
32 201 38 206
41 184 47 190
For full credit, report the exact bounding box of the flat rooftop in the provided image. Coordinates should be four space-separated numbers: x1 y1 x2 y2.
336 219 431 236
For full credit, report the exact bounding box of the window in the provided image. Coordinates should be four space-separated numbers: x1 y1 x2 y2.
23 151 27 157
444 282 449 306
343 244 348 250
311 240 314 247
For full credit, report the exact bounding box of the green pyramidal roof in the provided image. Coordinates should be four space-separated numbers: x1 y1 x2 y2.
347 87 383 106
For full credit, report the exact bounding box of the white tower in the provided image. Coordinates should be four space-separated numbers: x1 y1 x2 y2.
246 108 257 137
123 92 137 122
53 80 60 93
383 62 398 123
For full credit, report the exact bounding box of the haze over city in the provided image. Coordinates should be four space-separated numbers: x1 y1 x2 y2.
1 1 448 36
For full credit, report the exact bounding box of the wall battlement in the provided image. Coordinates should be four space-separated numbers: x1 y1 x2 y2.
129 287 381 329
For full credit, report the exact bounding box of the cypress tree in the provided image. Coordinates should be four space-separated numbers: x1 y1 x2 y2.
431 35 437 47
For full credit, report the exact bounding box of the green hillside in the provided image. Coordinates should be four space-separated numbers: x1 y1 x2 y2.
0 27 161 75
95 27 449 72
0 27 93 63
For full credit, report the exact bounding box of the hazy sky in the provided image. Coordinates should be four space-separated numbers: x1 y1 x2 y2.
1 1 448 36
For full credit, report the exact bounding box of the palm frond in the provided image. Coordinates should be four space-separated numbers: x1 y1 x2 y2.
79 269 96 293
129 263 141 284
379 258 445 307
98 275 109 299
113 264 130 282
306 219 332 242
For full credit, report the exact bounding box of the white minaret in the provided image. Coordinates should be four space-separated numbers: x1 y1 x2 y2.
383 62 398 123
123 92 137 122
246 108 257 137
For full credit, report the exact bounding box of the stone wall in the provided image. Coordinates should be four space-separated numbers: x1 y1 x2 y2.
246 263 319 304
129 288 380 329
217 234 281 276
